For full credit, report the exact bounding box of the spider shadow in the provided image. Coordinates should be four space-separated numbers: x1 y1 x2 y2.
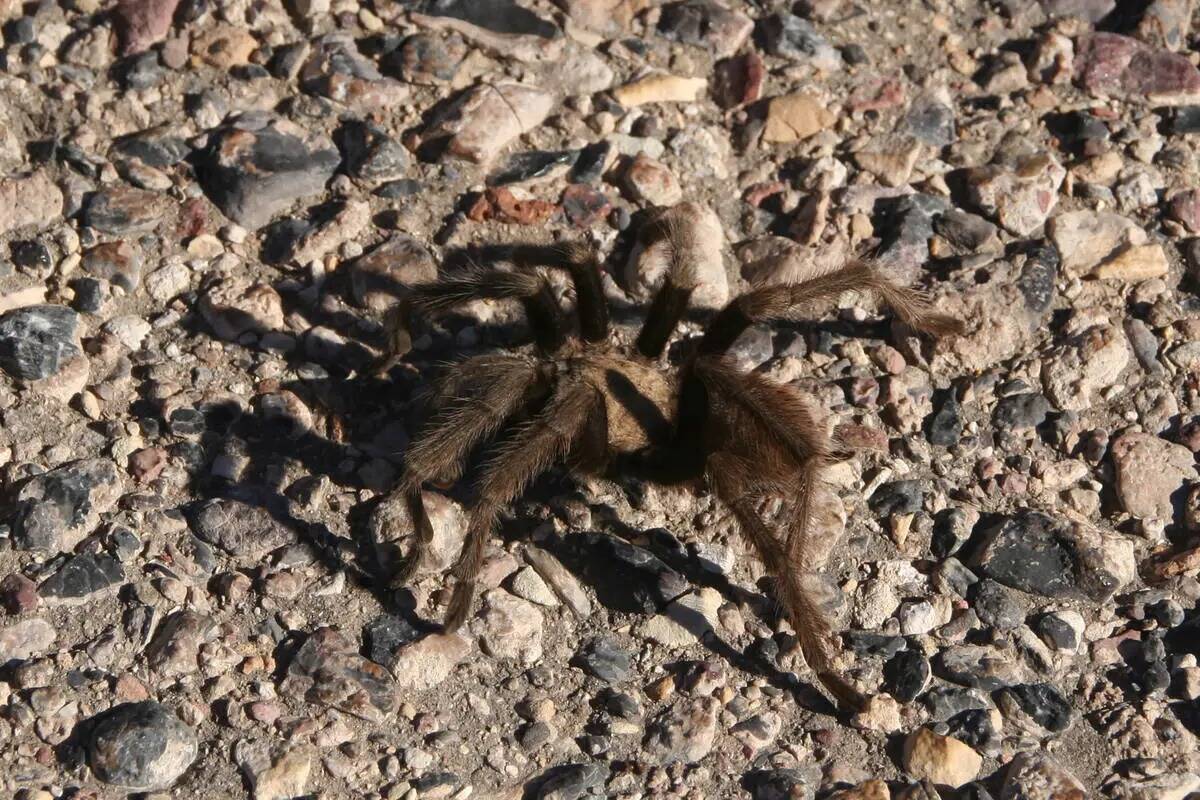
521 493 842 716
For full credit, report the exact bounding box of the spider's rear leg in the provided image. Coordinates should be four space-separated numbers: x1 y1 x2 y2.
692 356 863 711
390 356 543 586
708 453 865 712
444 379 604 629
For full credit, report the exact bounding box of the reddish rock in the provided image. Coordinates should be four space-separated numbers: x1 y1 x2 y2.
622 154 682 206
1075 32 1200 102
847 76 906 113
712 52 764 109
466 187 557 225
561 184 612 228
114 673 151 702
834 423 890 452
742 181 787 208
129 447 169 484
1168 188 1200 232
115 0 180 56
0 573 38 615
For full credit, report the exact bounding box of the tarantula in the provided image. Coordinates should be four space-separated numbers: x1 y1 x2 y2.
386 214 962 710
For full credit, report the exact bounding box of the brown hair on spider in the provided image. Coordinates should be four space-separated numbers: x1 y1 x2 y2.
384 209 964 712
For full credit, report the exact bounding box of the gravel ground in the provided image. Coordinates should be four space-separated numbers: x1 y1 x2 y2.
2 0 1200 798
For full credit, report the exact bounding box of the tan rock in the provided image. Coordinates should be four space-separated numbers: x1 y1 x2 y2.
369 489 466 579
252 748 311 800
613 73 707 106
851 694 903 733
829 780 891 800
192 24 258 67
1070 150 1123 185
289 200 370 264
902 728 981 788
1111 432 1195 520
625 201 728 310
1001 751 1085 799
0 171 64 235
199 278 285 341
763 93 834 143
390 633 471 690
1093 242 1169 281
1041 321 1131 411
558 0 649 35
622 153 683 206
855 135 924 187
1047 210 1147 277
424 83 556 164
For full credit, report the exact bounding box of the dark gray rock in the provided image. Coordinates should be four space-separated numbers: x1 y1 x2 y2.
923 685 990 720
12 459 122 552
196 121 341 230
572 637 632 683
579 533 688 614
744 766 820 800
1017 245 1059 317
937 645 1025 690
868 480 923 516
995 683 1074 734
283 627 397 722
0 304 81 381
188 498 296 560
111 130 190 168
934 557 979 598
38 553 123 603
338 120 410 183
876 193 949 278
533 761 609 800
11 240 52 270
363 614 420 666
906 93 956 147
487 150 577 187
570 141 613 184
933 209 999 255
972 579 1025 632
971 510 1123 600
1035 612 1081 650
604 690 641 720
417 0 557 39
87 702 198 791
946 707 999 752
884 649 931 702
84 186 168 234
728 324 774 371
657 0 751 57
927 391 962 446
844 631 907 658
932 508 976 559
760 13 840 69
993 392 1051 431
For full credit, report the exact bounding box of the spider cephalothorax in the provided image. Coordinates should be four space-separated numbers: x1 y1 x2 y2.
387 212 963 711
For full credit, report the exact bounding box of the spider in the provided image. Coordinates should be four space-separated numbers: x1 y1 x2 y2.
385 211 963 710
